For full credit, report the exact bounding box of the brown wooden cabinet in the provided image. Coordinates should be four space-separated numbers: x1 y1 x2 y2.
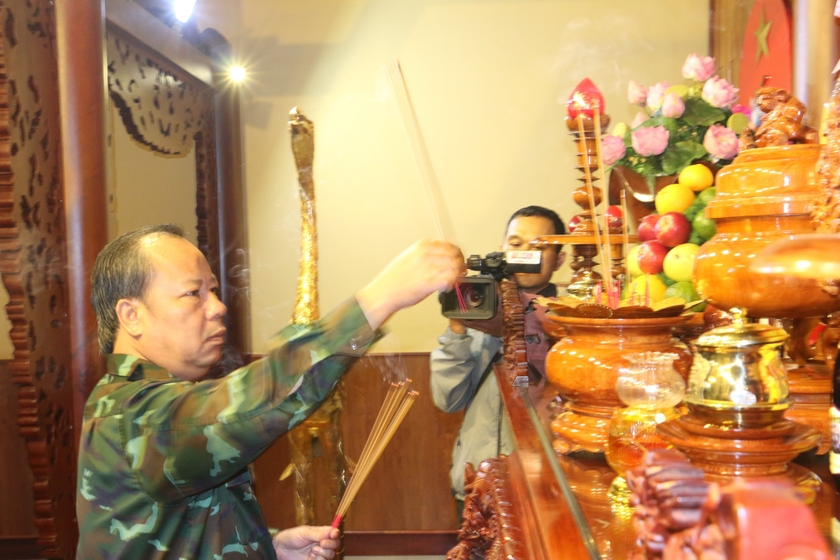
463 364 838 559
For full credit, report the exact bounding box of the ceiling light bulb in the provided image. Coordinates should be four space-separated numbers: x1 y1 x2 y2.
173 0 196 23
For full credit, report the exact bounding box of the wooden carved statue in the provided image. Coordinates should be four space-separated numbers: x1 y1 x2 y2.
740 87 818 150
286 108 347 526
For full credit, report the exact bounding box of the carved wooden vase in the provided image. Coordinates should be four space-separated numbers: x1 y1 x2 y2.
695 144 840 318
544 315 693 454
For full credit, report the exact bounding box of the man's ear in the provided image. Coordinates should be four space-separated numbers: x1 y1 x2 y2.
555 250 566 271
115 298 143 337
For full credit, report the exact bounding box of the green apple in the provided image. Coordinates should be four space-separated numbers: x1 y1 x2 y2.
692 210 717 241
663 281 705 311
697 187 716 205
626 245 644 278
662 243 700 282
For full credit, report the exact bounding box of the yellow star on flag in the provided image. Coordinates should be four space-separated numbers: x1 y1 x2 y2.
755 8 773 63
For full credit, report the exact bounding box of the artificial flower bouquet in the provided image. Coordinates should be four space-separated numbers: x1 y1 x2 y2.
601 54 750 186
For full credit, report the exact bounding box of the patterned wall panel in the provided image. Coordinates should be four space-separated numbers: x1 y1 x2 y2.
0 0 76 556
105 26 220 271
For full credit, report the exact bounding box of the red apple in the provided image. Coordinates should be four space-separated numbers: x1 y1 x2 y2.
605 205 623 230
637 240 669 275
568 215 582 233
654 212 692 247
637 214 660 242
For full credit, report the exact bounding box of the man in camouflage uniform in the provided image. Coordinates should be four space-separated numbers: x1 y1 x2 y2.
76 224 464 559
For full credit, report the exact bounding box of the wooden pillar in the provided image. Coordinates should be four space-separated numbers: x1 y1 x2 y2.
792 0 840 126
55 0 109 436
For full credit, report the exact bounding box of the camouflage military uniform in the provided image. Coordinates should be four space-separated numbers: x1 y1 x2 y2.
76 299 377 559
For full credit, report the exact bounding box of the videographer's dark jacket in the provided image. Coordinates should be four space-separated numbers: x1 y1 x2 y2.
429 284 556 500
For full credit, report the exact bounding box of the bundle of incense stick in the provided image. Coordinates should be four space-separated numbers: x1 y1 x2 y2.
331 380 418 528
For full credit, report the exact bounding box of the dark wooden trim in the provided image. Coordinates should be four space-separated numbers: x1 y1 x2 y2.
343 530 458 556
215 80 251 352
0 536 51 559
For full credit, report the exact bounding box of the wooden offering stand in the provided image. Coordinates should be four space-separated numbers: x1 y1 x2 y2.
535 79 635 300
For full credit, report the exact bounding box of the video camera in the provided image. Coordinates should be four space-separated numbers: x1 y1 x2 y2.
439 251 542 320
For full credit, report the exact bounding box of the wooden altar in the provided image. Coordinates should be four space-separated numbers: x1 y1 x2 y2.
465 363 837 559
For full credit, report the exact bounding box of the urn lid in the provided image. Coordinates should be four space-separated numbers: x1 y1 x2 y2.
694 308 788 348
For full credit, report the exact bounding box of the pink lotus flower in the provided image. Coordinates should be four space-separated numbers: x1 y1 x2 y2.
646 82 669 112
627 80 647 105
703 124 739 160
631 111 648 128
682 54 715 82
661 92 685 118
632 126 670 157
601 135 626 166
701 76 739 109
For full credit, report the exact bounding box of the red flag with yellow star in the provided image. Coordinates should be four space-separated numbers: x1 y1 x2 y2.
738 0 792 106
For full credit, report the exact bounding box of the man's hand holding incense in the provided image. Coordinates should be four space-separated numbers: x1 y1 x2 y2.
273 526 341 560
356 239 464 329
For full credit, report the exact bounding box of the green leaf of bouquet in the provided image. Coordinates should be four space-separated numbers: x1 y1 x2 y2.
661 141 705 175
647 116 678 133
682 98 726 126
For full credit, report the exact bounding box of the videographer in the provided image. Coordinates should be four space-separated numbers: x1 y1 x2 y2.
429 206 566 516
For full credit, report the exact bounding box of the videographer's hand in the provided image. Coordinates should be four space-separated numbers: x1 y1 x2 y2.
357 239 465 329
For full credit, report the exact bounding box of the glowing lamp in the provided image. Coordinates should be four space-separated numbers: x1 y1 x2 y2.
566 78 605 118
229 65 246 83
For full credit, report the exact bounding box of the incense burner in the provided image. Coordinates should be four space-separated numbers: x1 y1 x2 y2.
544 314 692 454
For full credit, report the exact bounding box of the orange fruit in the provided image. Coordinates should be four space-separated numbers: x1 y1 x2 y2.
678 164 714 192
655 183 696 214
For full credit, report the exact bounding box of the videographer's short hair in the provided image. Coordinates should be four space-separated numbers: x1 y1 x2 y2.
506 206 566 251
91 224 185 354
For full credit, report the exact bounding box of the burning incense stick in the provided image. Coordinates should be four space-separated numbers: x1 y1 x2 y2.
331 381 418 528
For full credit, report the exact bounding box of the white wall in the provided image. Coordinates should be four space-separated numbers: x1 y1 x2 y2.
197 0 710 353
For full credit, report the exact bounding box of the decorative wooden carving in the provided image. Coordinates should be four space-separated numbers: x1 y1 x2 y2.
0 0 76 556
500 279 527 385
106 30 209 156
447 457 527 560
104 24 221 279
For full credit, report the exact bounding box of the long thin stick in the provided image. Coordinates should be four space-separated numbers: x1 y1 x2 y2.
576 113 606 300
386 61 456 242
593 102 614 305
386 61 467 309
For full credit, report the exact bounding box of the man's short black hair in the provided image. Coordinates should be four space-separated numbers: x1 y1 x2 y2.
505 206 566 251
91 224 185 354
